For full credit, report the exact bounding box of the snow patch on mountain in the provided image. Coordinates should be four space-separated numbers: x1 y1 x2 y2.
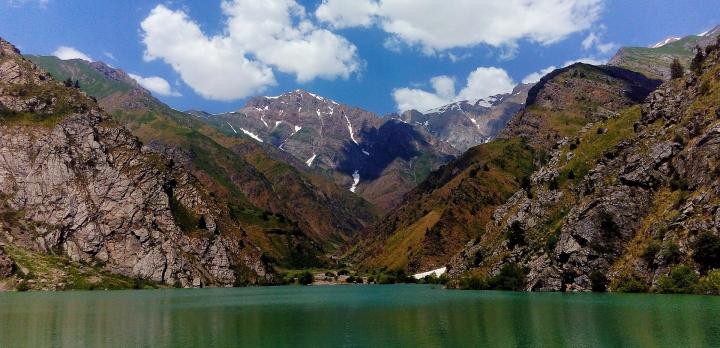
412 267 447 280
650 37 681 48
227 122 238 134
306 154 317 167
350 170 360 193
343 112 358 145
239 128 263 142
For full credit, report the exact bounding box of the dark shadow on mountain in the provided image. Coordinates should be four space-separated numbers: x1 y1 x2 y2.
338 120 433 181
526 63 662 107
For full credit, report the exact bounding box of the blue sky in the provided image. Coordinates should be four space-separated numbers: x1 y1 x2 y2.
0 0 717 115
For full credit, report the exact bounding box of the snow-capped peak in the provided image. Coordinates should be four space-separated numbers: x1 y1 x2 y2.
425 101 464 114
650 37 681 48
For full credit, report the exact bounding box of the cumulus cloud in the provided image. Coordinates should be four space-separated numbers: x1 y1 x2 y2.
53 46 92 61
316 0 604 54
393 67 515 112
582 31 617 54
521 57 607 84
128 73 182 97
140 1 361 101
315 0 378 29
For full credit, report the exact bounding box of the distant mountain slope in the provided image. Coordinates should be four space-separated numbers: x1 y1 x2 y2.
609 25 720 80
27 55 377 265
500 63 662 148
206 90 457 209
0 37 274 288
399 84 532 151
350 63 661 275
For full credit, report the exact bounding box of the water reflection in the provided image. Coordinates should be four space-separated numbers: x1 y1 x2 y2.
0 286 719 347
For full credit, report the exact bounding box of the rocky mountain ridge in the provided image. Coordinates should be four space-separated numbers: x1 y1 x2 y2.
205 90 457 209
399 84 532 151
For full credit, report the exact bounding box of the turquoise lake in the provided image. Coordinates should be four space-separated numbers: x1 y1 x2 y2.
0 285 719 347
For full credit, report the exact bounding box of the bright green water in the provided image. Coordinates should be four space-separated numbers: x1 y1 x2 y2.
0 285 719 347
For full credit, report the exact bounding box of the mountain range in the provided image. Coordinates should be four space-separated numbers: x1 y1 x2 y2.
1 24 720 294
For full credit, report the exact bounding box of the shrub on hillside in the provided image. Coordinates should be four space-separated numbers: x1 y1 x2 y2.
506 221 526 249
488 264 527 291
691 45 704 74
642 240 662 265
298 271 313 285
656 265 699 294
459 275 489 290
696 269 720 295
613 273 648 293
590 271 608 292
670 59 684 79
692 232 720 272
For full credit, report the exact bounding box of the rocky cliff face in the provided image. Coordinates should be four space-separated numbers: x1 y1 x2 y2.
400 84 532 152
207 90 457 209
0 38 274 288
448 45 720 293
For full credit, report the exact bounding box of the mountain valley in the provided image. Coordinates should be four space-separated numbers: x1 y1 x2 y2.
1 24 719 295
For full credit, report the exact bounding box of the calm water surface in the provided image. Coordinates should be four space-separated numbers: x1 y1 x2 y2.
0 285 719 347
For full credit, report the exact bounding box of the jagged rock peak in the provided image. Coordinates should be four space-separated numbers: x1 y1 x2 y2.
0 37 21 57
245 89 340 109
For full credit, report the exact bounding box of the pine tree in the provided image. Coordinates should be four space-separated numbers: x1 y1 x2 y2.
690 45 704 74
63 77 73 87
670 59 684 79
73 79 80 89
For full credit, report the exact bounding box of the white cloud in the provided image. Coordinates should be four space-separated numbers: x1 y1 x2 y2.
393 67 515 112
522 66 557 84
128 73 182 97
53 46 92 61
6 0 48 8
103 51 117 61
316 0 604 54
393 88 451 113
457 68 516 101
140 1 360 101
521 57 607 84
315 0 378 29
141 5 274 101
447 52 472 63
582 31 616 54
430 76 456 100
